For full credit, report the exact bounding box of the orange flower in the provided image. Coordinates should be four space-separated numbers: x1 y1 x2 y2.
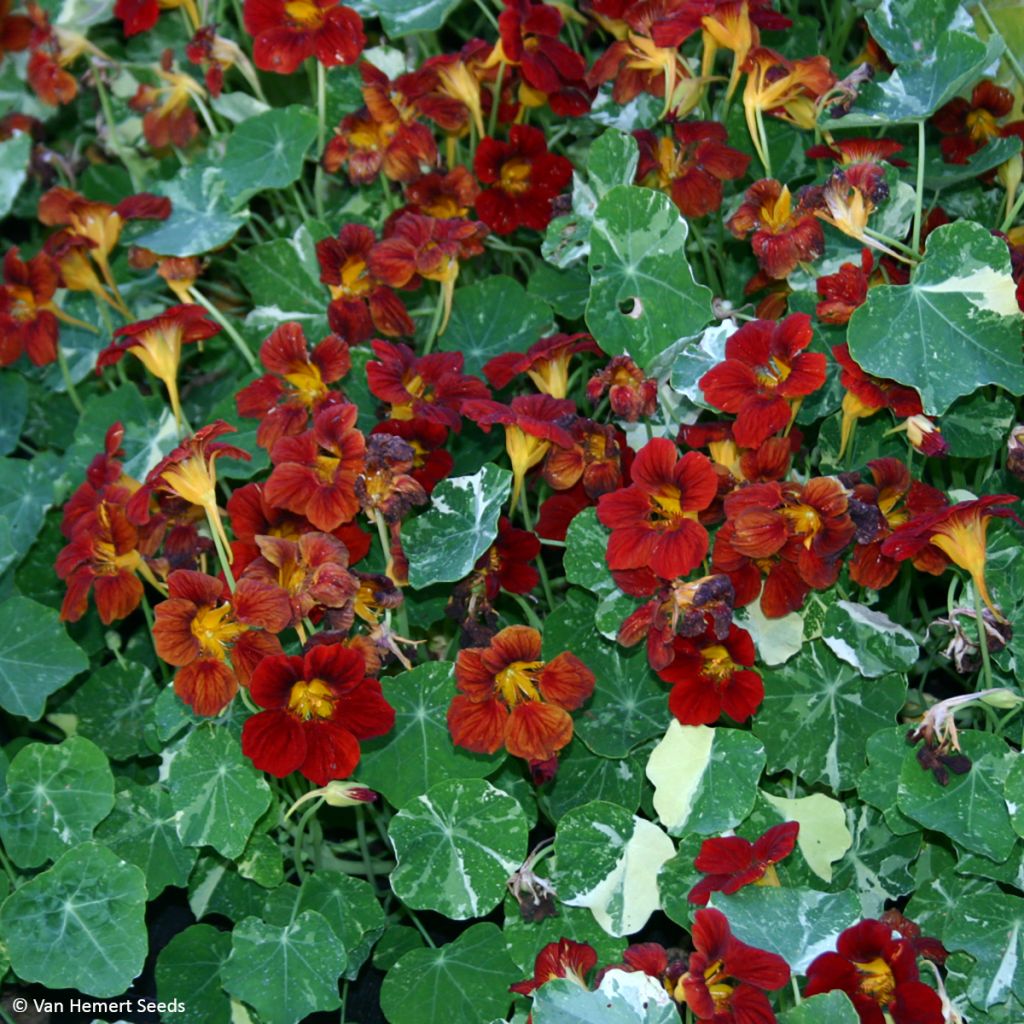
447 625 594 762
483 332 600 398
0 247 61 366
242 0 364 74
128 51 205 149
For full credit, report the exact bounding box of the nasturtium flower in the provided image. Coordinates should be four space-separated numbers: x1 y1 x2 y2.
241 644 394 785
699 313 825 449
689 821 799 905
804 918 944 1024
597 437 718 581
242 0 364 74
25 6 98 107
236 322 349 451
934 80 1024 165
371 417 454 495
657 623 763 726
509 938 597 996
816 249 872 326
634 121 750 218
356 433 428 523
898 414 949 458
0 246 61 366
98 304 220 426
404 166 480 219
448 625 595 762
679 907 790 1023
586 355 659 422
484 332 600 398
324 103 437 185
128 54 205 149
115 0 198 36
265 402 367 533
882 494 1020 620
473 516 540 601
543 418 625 499
727 178 824 279
153 569 289 715
697 0 792 101
316 223 415 341
0 0 31 60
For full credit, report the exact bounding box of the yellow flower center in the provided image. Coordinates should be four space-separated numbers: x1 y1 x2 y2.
314 453 341 483
330 256 372 299
284 0 323 27
700 644 737 682
283 362 327 407
495 659 543 706
754 356 792 389
7 285 37 322
500 157 533 196
287 678 336 720
854 957 896 1006
966 108 1000 143
783 503 822 546
190 603 245 659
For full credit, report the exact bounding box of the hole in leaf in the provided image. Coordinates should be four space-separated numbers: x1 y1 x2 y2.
618 297 643 318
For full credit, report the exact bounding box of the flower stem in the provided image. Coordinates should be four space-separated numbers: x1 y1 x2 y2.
207 507 237 590
977 1 1024 90
421 284 447 355
91 62 144 192
912 118 926 254
56 342 85 415
1000 185 1024 234
314 60 327 220
974 582 995 692
188 287 258 371
487 60 506 139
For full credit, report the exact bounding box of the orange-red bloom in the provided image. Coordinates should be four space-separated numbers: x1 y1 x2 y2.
0 0 30 59
934 80 1024 165
596 437 718 580
0 247 61 366
243 0 364 74
484 332 599 398
153 569 289 714
474 125 572 235
510 938 597 996
586 355 658 421
543 418 625 499
816 249 873 325
689 821 799 905
635 121 750 218
236 322 349 451
241 644 393 784
699 313 825 448
448 625 595 762
128 52 204 149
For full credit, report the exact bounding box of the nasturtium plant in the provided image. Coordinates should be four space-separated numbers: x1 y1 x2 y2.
2 0 1024 1021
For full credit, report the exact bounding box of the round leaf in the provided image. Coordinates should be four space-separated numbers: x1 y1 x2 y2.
156 924 233 1024
532 972 678 1024
222 106 319 200
389 778 529 919
66 660 160 760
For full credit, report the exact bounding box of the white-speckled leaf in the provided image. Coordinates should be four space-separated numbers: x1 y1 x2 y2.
0 132 31 218
555 800 675 936
389 779 528 920
222 910 346 1024
753 641 907 792
564 507 617 597
760 791 852 883
821 601 919 678
371 0 461 35
735 596 804 666
848 221 1024 415
647 722 765 836
167 727 272 860
533 971 678 1024
586 185 713 369
712 887 861 973
404 465 513 588
945 893 1024 1010
864 0 960 63
1004 756 1024 838
779 991 860 1023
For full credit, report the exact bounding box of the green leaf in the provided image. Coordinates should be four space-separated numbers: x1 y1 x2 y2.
389 778 529 919
532 973 679 1024
0 736 114 868
0 132 31 218
236 832 283 889
440 275 555 378
358 660 504 808
371 0 461 34
779 992 860 1024
712 887 861 972
945 893 1024 1010
848 222 1024 415
0 595 87 720
135 164 248 257
528 263 590 320
0 453 60 574
222 106 319 200
543 591 667 758
542 740 644 821
646 722 765 836
939 391 1016 458
380 922 519 1024
222 910 346 1024
563 507 616 597
0 842 148 997
156 924 233 1024
857 727 919 835
897 730 1017 860
1005 756 1024 838
187 854 269 923
822 30 1004 127
94 782 198 898
374 925 424 972
586 185 713 369
588 129 640 199
864 0 961 63
65 661 160 760
0 373 28 455
167 726 272 859
669 322 730 407
821 600 919 678
925 136 1023 191
554 800 675 936
403 465 513 588
754 641 907 792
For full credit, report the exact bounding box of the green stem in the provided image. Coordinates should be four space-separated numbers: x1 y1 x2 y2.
755 105 772 178
404 907 437 948
0 844 20 889
315 60 327 220
421 284 446 355
207 508 237 590
977 1 1024 90
487 60 506 139
974 582 994 692
509 591 544 631
92 62 144 192
355 805 378 891
56 342 85 415
188 287 257 371
471 0 499 30
862 226 919 260
292 798 322 881
1000 185 1024 233
689 219 723 296
912 119 926 254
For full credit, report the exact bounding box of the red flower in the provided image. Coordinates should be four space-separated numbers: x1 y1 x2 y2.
367 340 490 430
474 515 540 601
934 80 1023 164
236 323 349 451
153 569 289 715
0 0 31 59
404 166 480 219
635 121 750 218
243 0 364 74
586 355 658 422
597 437 718 580
371 417 453 494
699 313 825 449
657 624 763 726
727 178 824 279
816 249 873 326
805 137 906 198
448 625 595 762
485 332 599 398
680 908 790 1023
324 105 436 185
510 938 597 996
356 433 428 523
474 124 572 235
0 246 61 366
804 919 944 1024
241 644 393 785
689 822 799 905
316 224 415 341
265 403 366 533
543 419 626 499
127 53 203 150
